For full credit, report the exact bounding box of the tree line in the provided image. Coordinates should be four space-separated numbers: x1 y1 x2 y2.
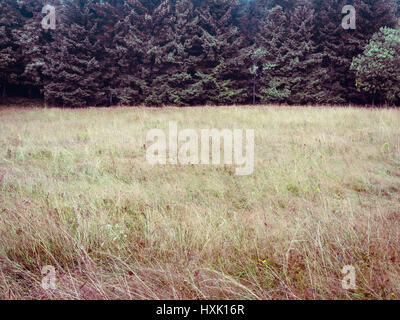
1 0 400 107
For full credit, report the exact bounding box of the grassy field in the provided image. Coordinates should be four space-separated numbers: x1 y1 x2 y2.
0 105 399 300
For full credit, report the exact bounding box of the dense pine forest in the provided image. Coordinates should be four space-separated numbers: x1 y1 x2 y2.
1 0 400 107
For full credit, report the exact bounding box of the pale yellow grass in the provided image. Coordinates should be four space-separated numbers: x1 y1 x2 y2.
0 105 399 300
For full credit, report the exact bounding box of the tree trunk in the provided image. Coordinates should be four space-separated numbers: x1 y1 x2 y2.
372 91 376 107
252 76 256 105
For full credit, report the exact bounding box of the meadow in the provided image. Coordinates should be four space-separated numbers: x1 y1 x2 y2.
0 105 399 299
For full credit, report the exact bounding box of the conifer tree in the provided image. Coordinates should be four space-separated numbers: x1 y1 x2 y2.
14 0 49 97
42 0 106 106
192 0 248 105
87 0 145 105
284 0 327 104
254 0 326 104
144 0 201 105
141 0 248 106
0 0 23 97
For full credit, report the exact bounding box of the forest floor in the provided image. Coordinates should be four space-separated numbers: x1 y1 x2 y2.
0 104 399 299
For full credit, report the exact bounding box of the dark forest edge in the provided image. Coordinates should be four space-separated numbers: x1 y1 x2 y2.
1 0 400 107
2 96 400 109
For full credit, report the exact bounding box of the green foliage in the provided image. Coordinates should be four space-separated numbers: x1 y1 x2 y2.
1 0 400 106
143 0 248 106
254 1 327 104
351 27 400 104
0 0 23 89
312 0 398 104
42 0 106 106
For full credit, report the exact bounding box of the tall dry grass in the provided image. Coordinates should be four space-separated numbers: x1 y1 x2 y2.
0 105 399 299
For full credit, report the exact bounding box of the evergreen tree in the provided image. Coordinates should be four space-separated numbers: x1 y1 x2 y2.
191 0 248 105
141 0 248 106
14 0 49 98
88 0 146 105
144 0 201 106
0 0 23 97
42 0 106 106
253 0 326 104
